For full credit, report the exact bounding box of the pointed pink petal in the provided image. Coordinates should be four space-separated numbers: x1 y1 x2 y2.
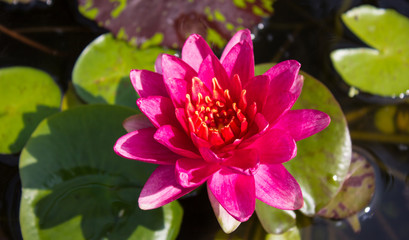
137 96 178 128
222 148 259 176
220 29 253 63
197 54 229 91
139 165 195 209
208 169 255 221
130 70 168 98
251 128 297 164
244 75 270 112
155 54 163 74
175 108 189 133
264 60 301 93
221 41 254 87
207 185 241 233
162 54 197 108
198 147 224 163
154 125 200 159
262 91 297 124
122 114 153 132
255 163 303 210
114 128 180 165
182 34 214 72
240 113 269 148
175 158 219 188
274 109 331 141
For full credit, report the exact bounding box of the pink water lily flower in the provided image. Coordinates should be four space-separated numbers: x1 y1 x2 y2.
114 29 330 227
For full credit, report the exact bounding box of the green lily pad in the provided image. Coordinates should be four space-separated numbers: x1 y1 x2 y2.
331 5 409 98
255 200 296 234
317 148 375 219
19 105 183 240
72 33 175 108
0 67 61 154
77 0 274 48
255 63 351 218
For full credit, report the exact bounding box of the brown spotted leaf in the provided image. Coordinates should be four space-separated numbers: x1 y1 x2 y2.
77 0 274 48
317 148 376 219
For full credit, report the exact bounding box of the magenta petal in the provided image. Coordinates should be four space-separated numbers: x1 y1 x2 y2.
240 113 269 148
182 34 214 72
114 128 180 165
264 60 301 93
175 108 189 133
137 96 178 128
162 54 197 107
208 169 255 221
262 91 296 124
154 125 201 159
130 70 168 98
197 54 229 91
175 158 219 188
199 147 224 163
254 163 303 210
222 148 259 176
220 29 253 63
221 41 254 87
207 185 241 233
122 114 153 132
244 75 270 112
274 109 331 141
155 54 163 74
139 165 195 209
251 128 297 164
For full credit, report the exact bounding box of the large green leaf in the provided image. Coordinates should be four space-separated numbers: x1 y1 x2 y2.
77 0 274 48
255 200 296 235
255 63 351 217
0 67 61 154
331 5 409 97
19 105 183 240
72 33 175 108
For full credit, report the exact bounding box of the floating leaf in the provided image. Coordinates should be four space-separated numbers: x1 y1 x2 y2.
317 148 375 220
61 82 84 111
77 0 274 48
265 227 300 240
19 105 183 240
72 33 175 108
255 200 296 234
255 64 351 217
0 67 61 154
331 5 409 97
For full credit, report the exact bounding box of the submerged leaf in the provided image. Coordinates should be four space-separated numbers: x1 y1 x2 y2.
332 5 409 98
77 0 274 48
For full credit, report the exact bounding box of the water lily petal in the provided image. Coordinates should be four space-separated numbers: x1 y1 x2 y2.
220 29 253 63
221 41 254 87
240 113 269 148
114 128 180 164
130 69 168 98
137 96 179 128
122 114 153 132
274 109 331 141
154 125 200 158
162 54 197 107
139 165 195 209
222 148 259 176
207 186 241 233
198 54 229 91
154 53 163 74
175 158 219 188
244 75 270 112
208 169 255 221
262 91 297 124
255 163 303 210
182 34 214 72
251 128 297 164
264 60 301 93
199 147 225 163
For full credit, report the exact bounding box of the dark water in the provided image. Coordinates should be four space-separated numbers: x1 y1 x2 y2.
0 0 408 239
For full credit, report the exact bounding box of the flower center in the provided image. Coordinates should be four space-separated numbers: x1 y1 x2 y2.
185 75 257 146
